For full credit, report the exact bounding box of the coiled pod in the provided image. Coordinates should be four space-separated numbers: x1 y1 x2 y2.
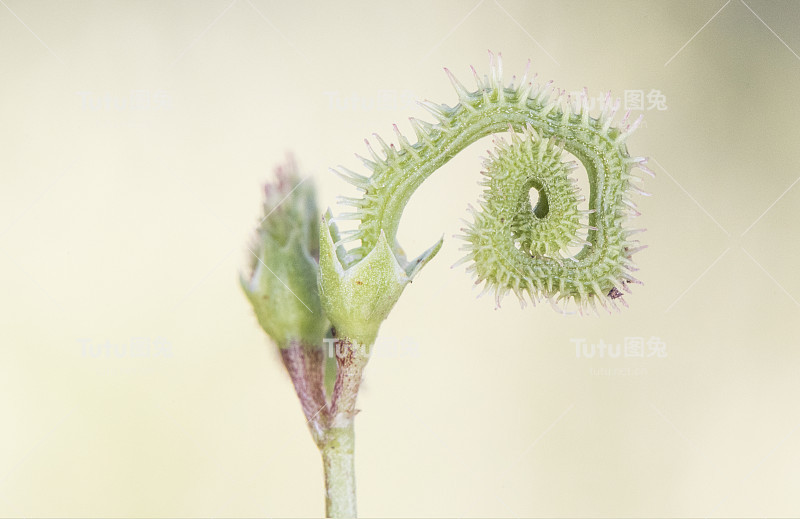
324 51 651 318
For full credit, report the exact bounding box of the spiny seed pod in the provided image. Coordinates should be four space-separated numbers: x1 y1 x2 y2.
326 51 651 317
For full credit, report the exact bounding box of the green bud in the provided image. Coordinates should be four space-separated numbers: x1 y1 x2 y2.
318 215 442 345
241 158 326 347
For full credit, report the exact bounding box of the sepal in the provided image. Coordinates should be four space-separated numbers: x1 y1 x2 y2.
318 215 423 344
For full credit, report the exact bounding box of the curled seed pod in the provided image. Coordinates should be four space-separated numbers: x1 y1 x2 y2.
328 51 650 316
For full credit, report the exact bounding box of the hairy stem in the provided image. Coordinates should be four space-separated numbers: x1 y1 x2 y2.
329 338 370 424
322 423 356 518
280 340 328 444
320 337 371 517
281 336 370 517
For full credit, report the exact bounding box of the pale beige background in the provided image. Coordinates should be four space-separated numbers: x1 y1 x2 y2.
1 0 799 517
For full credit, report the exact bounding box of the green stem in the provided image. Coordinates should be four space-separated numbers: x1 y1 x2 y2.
321 423 357 518
320 336 371 518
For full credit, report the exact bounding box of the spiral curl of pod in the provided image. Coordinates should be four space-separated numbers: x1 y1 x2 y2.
328 51 651 314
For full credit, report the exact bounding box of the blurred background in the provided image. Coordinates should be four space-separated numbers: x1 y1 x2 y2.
1 0 799 517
